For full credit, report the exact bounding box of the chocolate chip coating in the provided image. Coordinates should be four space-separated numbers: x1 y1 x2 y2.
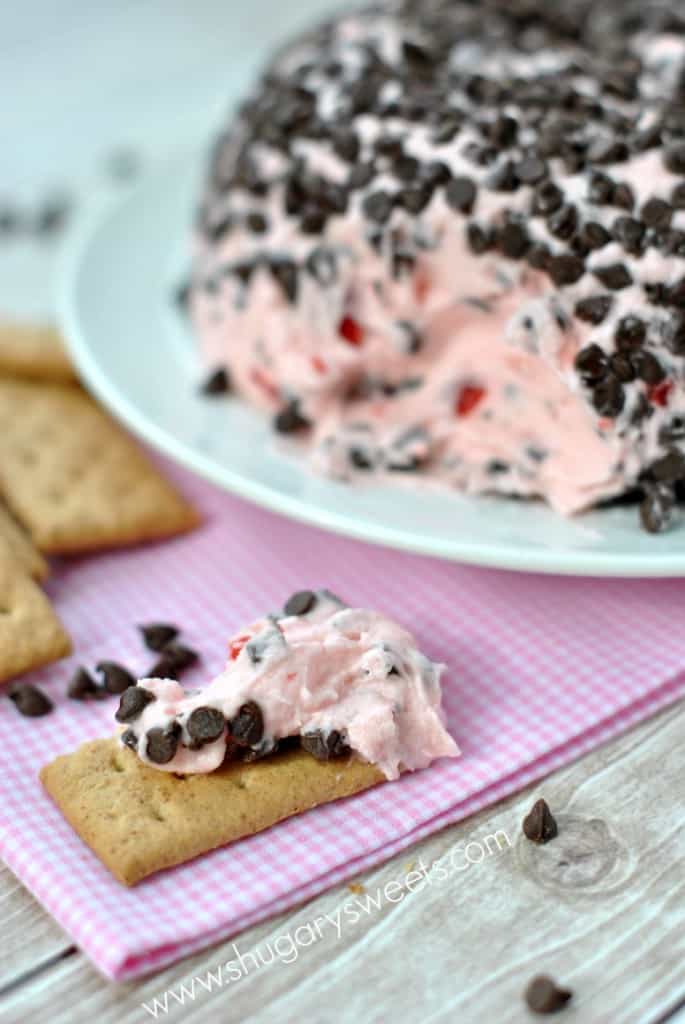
146 724 181 764
230 701 264 746
283 590 317 616
301 729 351 760
115 685 156 723
187 706 226 746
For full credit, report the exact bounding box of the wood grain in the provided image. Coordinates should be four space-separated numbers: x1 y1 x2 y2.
0 699 683 1023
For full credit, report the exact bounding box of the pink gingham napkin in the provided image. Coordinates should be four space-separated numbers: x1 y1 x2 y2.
1 463 684 981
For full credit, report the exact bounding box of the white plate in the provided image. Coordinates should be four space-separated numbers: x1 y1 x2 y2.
59 155 685 576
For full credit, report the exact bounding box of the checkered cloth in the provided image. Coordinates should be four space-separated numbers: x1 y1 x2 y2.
1 462 684 980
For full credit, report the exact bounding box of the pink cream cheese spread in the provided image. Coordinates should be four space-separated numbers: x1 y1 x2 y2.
115 590 459 780
186 0 685 534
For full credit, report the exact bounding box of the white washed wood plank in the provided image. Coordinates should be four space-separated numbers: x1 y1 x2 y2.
1 699 683 1023
0 864 73 993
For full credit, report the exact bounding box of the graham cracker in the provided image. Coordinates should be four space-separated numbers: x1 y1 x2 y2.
0 378 200 553
0 544 71 682
0 504 49 581
40 738 385 885
0 322 76 383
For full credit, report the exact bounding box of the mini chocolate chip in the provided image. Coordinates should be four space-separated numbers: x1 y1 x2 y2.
200 367 231 395
515 156 547 184
574 295 613 325
432 112 463 145
526 244 551 271
611 215 646 255
671 183 685 209
374 135 404 159
497 221 529 259
462 141 497 167
641 198 673 229
650 451 685 483
630 124 662 152
230 701 264 746
150 643 198 679
667 315 685 354
487 160 519 193
362 191 394 224
332 130 359 162
485 114 518 147
301 729 350 760
96 661 137 695
574 344 607 383
423 161 452 188
664 143 685 174
612 182 635 211
205 211 234 242
231 260 256 287
668 278 685 308
139 623 180 652
632 351 665 384
269 258 298 303
146 723 181 764
659 416 685 444
588 137 628 165
645 282 668 306
67 667 101 701
305 247 337 285
348 163 375 190
547 203 577 240
593 376 625 417
398 184 433 215
524 975 572 1014
349 447 374 470
274 400 311 435
588 171 614 205
121 728 138 751
610 353 636 382
300 207 327 235
445 176 476 214
580 221 611 250
548 253 584 286
466 223 492 255
523 798 559 843
532 181 563 215
615 315 646 351
593 264 632 290
187 706 225 746
245 211 268 234
284 590 317 616
115 685 155 723
394 154 420 182
396 320 423 354
8 683 53 717
641 484 676 534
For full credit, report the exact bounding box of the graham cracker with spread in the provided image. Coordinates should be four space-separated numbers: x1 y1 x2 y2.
0 322 76 383
41 738 385 885
0 543 71 682
0 504 49 581
0 378 199 553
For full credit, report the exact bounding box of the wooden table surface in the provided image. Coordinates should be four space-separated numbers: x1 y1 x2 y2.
1 698 683 1023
